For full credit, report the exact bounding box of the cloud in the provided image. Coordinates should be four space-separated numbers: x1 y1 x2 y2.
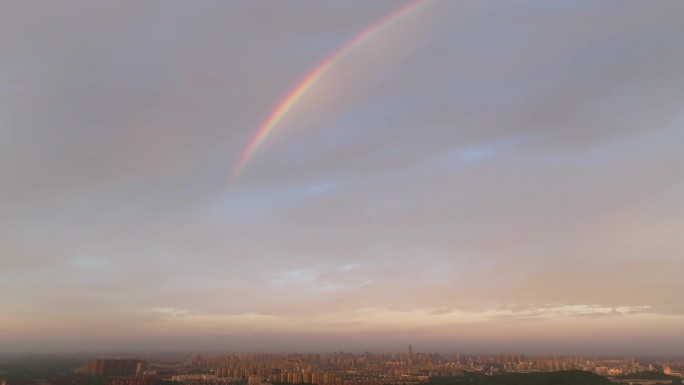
147 307 193 318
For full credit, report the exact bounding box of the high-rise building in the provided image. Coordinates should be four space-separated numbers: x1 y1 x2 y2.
407 345 414 368
78 359 144 376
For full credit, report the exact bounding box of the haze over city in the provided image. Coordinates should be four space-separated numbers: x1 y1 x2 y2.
1 1 683 355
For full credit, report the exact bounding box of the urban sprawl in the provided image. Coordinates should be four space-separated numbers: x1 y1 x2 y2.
61 347 684 385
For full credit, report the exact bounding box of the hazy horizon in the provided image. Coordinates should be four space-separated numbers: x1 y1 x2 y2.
1 1 683 355
4 335 683 357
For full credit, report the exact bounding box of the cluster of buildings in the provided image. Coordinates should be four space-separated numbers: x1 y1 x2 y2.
467 355 646 375
73 350 683 385
77 359 146 377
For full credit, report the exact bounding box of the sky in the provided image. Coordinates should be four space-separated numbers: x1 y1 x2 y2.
1 0 684 356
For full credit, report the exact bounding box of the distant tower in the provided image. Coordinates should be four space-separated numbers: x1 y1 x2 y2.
407 345 414 368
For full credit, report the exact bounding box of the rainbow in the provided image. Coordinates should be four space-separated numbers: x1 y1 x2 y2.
230 0 429 182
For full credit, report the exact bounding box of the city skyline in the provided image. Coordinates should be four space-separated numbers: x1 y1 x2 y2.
7 349 684 385
1 1 683 354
